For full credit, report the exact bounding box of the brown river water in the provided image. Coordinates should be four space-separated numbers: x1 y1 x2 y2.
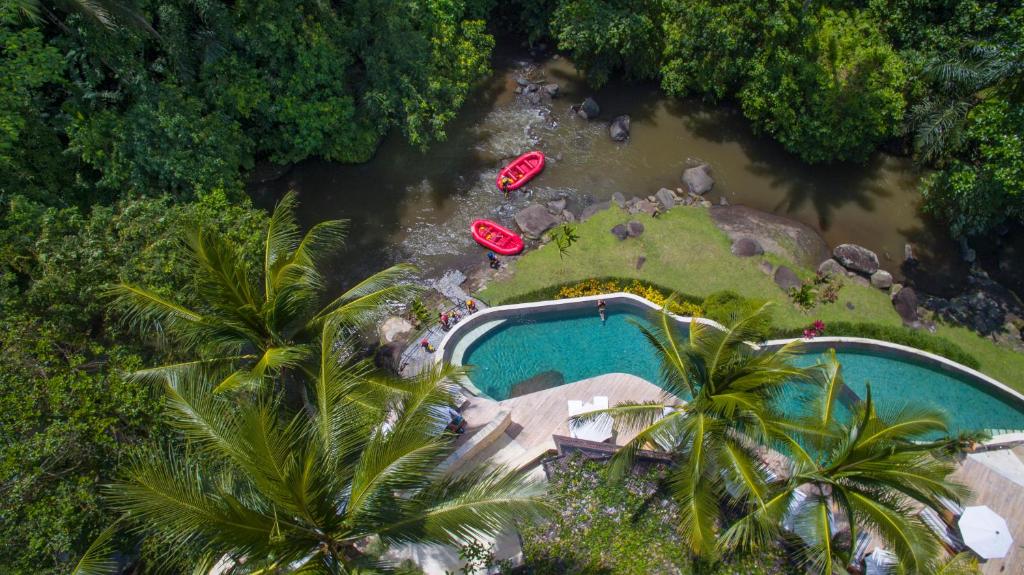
249 51 968 296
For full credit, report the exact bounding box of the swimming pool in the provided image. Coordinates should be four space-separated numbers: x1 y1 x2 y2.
456 298 1024 434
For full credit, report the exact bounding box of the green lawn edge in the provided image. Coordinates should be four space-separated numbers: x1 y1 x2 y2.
477 206 1024 391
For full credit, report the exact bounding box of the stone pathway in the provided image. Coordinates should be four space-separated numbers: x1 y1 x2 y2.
398 269 489 377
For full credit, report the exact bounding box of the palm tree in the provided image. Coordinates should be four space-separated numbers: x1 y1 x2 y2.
721 350 971 574
911 42 1023 163
571 305 818 558
104 331 548 573
109 191 417 397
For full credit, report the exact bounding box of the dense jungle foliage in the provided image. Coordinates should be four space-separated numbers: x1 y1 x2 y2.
0 0 1021 572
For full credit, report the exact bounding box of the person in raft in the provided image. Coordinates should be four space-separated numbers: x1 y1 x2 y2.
487 251 500 269
500 175 514 200
597 299 607 322
466 299 477 314
420 338 435 353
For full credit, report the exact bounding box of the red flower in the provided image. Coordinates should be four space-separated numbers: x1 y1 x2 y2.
813 320 826 333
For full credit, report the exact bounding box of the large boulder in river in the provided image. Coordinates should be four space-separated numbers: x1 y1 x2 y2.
609 115 631 141
655 188 676 210
580 200 611 222
774 266 802 292
710 205 830 269
577 97 600 120
514 204 561 239
833 243 879 275
731 237 764 257
682 164 714 195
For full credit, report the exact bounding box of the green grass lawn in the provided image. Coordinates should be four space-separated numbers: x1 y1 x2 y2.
478 206 1024 391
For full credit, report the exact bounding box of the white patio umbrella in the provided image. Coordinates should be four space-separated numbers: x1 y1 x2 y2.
958 505 1014 559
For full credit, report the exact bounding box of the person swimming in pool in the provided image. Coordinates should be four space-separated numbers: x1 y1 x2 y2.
597 299 607 322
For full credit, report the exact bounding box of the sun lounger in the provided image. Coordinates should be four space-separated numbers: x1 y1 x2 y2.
919 507 967 553
592 396 608 410
851 531 871 568
567 399 613 443
864 548 897 575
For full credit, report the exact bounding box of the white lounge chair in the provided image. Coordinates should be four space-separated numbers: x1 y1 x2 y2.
864 548 897 575
592 396 609 410
567 399 613 443
919 507 967 553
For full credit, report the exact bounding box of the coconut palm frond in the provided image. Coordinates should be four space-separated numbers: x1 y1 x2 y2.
718 486 794 551
667 427 721 558
345 425 451 525
71 520 120 575
212 346 310 394
264 191 303 297
791 493 848 575
631 316 695 399
126 355 255 386
187 228 263 327
109 449 284 555
107 283 206 344
377 465 549 546
911 97 972 162
314 264 420 327
291 219 350 272
846 491 938 573
934 552 982 575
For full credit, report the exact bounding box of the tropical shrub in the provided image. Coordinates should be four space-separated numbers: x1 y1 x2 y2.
521 454 799 574
740 9 907 163
553 278 704 316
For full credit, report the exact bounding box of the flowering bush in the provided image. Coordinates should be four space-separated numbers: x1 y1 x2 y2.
556 279 703 317
803 320 827 339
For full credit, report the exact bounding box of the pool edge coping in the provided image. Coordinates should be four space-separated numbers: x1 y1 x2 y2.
434 292 1024 411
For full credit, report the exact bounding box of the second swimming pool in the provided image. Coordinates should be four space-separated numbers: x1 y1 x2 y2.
459 304 1024 433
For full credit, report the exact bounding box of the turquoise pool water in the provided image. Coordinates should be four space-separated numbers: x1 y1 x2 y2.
461 304 1024 433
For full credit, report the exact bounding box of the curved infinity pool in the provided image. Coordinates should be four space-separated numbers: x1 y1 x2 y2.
460 304 1024 433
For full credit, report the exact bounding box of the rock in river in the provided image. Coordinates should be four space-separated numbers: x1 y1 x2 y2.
515 204 561 239
609 114 631 141
833 243 879 275
655 188 676 210
577 97 600 119
682 164 714 195
612 192 626 208
731 237 764 257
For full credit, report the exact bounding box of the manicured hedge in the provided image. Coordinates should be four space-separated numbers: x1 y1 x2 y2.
779 322 981 369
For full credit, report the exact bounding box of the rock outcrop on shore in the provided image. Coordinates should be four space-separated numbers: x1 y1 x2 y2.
709 205 829 269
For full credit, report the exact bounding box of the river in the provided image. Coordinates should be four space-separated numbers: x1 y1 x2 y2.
249 50 968 297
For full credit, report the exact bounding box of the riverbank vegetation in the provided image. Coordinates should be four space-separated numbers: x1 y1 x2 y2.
478 207 1024 389
525 0 1024 238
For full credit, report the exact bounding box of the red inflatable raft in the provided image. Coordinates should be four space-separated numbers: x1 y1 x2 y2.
471 219 524 255
496 151 545 191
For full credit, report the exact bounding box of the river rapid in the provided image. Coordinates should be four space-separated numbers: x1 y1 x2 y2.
249 50 969 297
